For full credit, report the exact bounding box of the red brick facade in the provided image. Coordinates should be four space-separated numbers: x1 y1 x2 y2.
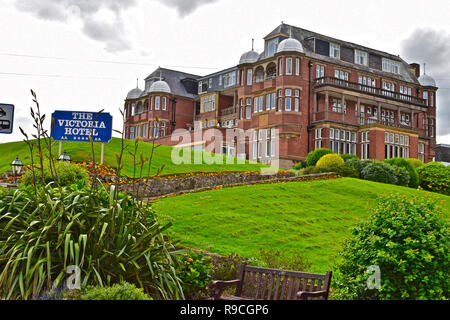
124 24 438 169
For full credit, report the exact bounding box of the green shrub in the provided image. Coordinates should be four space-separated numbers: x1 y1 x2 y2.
212 253 249 282
292 162 303 170
81 283 151 300
300 166 316 175
407 158 424 169
340 154 358 162
361 162 398 185
176 250 213 299
313 163 359 178
391 165 410 187
384 158 419 188
305 148 333 167
0 183 183 300
22 162 89 187
417 162 450 196
334 194 449 300
258 249 311 272
316 154 345 171
346 158 364 178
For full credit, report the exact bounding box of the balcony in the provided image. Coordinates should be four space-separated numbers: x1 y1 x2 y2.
315 77 427 107
360 117 415 131
220 106 238 117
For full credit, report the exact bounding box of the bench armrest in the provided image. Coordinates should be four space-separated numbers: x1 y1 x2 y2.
296 290 329 300
209 280 240 300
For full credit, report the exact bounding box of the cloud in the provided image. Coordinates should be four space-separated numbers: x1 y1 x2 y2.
155 0 220 17
14 0 137 52
401 28 450 137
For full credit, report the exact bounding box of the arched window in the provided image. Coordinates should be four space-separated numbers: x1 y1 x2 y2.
136 102 143 114
266 63 276 79
144 100 149 113
255 66 264 83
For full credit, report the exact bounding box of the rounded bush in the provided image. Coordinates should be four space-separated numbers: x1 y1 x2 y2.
391 165 410 187
346 158 363 175
316 154 345 171
361 162 398 185
334 194 449 300
81 282 152 300
407 158 424 169
384 158 419 188
22 162 89 187
340 154 358 162
305 148 333 167
417 162 450 196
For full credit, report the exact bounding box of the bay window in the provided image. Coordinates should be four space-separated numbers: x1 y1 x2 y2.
247 69 253 86
286 58 293 75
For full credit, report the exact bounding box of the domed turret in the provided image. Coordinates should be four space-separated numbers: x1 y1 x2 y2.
126 87 142 100
239 50 260 65
418 73 437 87
276 38 304 54
149 80 171 94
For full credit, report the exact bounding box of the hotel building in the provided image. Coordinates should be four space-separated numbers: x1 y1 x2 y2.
124 23 438 169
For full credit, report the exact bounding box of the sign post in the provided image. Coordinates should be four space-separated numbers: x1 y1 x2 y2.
51 111 113 162
0 104 14 134
101 143 104 165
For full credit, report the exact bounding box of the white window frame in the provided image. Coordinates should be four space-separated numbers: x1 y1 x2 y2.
286 57 293 75
330 43 341 59
247 69 253 86
355 50 368 66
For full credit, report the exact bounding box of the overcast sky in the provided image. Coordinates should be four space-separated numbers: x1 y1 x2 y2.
0 0 449 145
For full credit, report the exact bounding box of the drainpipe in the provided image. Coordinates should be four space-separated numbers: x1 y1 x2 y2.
171 97 177 133
307 60 313 153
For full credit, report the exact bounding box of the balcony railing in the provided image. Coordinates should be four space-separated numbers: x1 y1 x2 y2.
360 117 415 130
220 106 238 117
315 77 427 107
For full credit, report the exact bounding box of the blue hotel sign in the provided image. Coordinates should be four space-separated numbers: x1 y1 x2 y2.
51 110 112 143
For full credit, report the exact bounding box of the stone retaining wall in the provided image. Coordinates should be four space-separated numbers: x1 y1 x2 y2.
117 172 295 198
117 172 337 199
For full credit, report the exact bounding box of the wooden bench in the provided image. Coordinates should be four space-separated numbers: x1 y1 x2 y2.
210 263 332 300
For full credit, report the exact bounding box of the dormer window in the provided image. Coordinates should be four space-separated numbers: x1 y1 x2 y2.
330 43 340 59
198 81 207 94
382 58 401 74
355 50 368 66
266 38 279 57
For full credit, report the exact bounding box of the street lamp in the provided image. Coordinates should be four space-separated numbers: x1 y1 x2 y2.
10 155 23 184
58 150 71 163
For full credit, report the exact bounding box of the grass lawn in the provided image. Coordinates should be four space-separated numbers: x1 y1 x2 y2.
0 138 271 177
152 178 450 273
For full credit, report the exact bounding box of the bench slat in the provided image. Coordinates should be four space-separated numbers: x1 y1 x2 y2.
294 277 301 300
245 266 327 280
260 273 270 300
280 275 288 300
287 277 295 300
273 274 282 300
255 272 263 300
267 273 274 300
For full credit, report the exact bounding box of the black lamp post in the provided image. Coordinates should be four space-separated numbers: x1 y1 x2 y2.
58 150 71 163
10 155 23 184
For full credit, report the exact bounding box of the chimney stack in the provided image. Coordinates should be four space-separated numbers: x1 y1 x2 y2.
409 63 421 78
